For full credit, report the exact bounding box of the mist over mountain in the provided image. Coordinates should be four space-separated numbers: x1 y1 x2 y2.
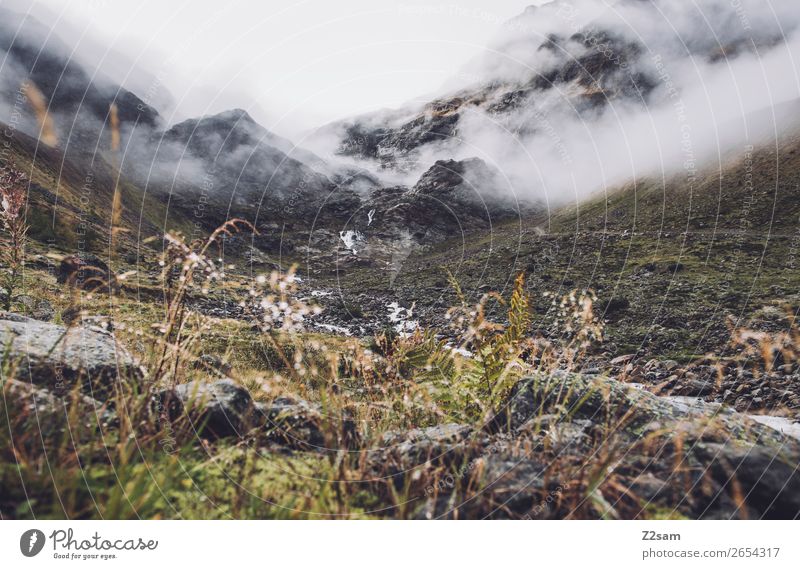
4 0 797 230
311 0 800 206
0 0 797 262
0 7 160 151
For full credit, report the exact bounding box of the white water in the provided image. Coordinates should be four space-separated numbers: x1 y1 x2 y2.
386 301 418 335
339 230 365 254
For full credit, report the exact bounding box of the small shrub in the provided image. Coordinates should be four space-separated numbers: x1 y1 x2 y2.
0 165 29 311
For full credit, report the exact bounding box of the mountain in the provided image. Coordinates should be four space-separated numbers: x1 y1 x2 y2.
313 104 800 356
0 7 159 151
2 0 799 314
3 1 800 523
313 0 796 191
137 109 336 217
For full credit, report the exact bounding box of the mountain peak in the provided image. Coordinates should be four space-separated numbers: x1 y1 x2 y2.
213 108 256 124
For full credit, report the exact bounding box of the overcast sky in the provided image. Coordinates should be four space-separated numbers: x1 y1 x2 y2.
6 0 542 136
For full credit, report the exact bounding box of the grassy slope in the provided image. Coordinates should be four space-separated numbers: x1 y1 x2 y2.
2 123 196 259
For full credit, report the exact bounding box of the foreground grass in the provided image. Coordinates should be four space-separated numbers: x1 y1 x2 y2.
2 226 798 520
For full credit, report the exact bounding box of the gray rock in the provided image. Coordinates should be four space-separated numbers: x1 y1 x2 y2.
252 396 326 449
493 372 800 445
172 379 253 439
692 442 800 519
3 379 116 439
381 423 472 448
474 456 553 517
31 300 55 322
0 311 143 398
15 294 36 311
494 372 800 518
78 315 114 332
672 378 716 397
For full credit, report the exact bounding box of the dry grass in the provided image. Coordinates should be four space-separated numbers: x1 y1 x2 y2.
0 165 29 311
1 225 793 520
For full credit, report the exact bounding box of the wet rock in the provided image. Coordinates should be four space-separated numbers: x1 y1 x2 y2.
0 311 143 398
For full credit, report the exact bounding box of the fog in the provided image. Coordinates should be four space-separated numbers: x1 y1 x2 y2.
2 0 540 138
307 0 800 206
2 0 799 210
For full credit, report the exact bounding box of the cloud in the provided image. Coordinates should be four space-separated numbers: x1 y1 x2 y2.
312 0 800 206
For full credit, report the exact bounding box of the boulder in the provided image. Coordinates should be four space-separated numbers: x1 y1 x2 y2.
0 311 143 398
162 383 358 447
3 379 116 439
691 442 800 519
491 372 799 444
490 372 800 518
172 379 253 439
251 397 325 449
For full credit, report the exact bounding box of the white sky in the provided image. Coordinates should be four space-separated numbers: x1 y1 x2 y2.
9 0 539 136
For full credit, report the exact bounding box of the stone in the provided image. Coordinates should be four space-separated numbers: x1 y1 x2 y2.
251 396 326 449
172 379 254 439
610 354 636 365
3 378 116 438
692 442 800 519
0 311 143 398
672 378 715 397
376 423 480 481
31 300 55 321
662 360 680 371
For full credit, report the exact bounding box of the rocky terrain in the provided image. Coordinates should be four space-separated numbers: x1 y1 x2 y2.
1 0 800 520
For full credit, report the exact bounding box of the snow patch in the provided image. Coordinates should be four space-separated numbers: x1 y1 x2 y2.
339 230 365 254
387 301 418 334
315 323 353 336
